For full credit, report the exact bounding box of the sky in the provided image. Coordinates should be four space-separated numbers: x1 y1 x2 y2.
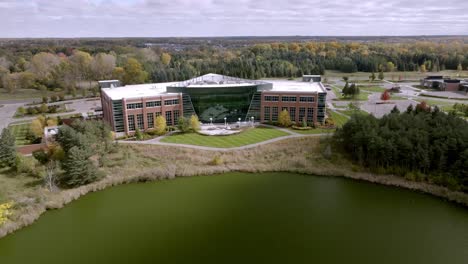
1 0 467 37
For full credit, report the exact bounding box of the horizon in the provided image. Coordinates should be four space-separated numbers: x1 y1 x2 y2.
1 0 467 38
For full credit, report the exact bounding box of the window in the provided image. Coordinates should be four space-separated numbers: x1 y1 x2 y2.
264 95 279 102
126 103 143 109
282 107 288 112
164 99 179 106
289 107 296 122
299 107 306 122
147 113 154 128
318 94 326 105
281 96 297 102
165 111 172 125
128 115 135 131
173 110 180 124
146 101 161 108
137 114 144 130
264 106 271 121
300 96 314 102
155 112 161 117
307 108 314 122
272 107 278 121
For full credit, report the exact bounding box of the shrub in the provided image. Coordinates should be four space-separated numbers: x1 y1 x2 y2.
209 155 223 166
155 115 167 135
42 96 48 104
17 107 26 117
135 128 143 140
278 109 291 127
190 115 200 131
15 154 35 175
58 93 65 101
50 95 58 102
177 116 191 133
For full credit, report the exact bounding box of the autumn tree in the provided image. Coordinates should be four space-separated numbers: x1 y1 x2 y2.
161 52 172 66
380 90 391 101
386 61 395 72
90 53 116 80
190 115 200 131
278 109 292 127
112 67 125 81
123 58 148 84
155 115 167 135
29 52 61 79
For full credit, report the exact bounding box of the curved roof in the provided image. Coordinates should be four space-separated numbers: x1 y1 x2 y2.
168 73 268 88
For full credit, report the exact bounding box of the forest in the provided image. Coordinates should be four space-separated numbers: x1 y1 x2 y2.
333 105 468 192
0 37 467 95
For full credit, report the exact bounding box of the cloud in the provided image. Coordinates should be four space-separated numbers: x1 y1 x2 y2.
1 0 467 37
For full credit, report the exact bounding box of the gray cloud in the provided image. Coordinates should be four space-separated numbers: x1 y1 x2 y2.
1 0 467 37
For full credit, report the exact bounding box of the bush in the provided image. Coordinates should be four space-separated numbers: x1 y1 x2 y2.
58 93 65 101
50 95 58 102
15 154 35 175
209 155 223 166
42 96 48 104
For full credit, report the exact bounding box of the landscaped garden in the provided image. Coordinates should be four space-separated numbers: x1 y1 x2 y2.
8 123 32 146
160 126 289 148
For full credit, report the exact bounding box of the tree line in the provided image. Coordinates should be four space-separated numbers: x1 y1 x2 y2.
333 104 468 192
0 40 467 95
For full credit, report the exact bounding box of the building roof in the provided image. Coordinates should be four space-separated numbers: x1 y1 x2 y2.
168 73 267 88
101 74 326 100
102 82 179 100
266 79 327 93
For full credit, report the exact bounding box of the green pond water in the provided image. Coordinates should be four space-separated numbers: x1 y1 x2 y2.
0 172 467 264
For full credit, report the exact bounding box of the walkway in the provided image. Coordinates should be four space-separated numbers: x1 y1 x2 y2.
119 127 330 152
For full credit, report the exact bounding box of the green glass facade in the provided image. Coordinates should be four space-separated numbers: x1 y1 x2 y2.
168 86 259 123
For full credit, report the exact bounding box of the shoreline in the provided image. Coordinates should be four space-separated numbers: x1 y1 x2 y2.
1 140 467 239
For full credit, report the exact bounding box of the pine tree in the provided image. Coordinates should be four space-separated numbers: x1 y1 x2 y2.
0 128 16 168
390 105 400 114
61 146 98 187
342 82 349 97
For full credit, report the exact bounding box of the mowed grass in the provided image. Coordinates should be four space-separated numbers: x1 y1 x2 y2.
160 127 289 148
329 110 350 127
8 123 31 146
331 85 370 101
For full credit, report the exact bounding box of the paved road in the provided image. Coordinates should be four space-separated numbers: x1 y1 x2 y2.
0 98 101 129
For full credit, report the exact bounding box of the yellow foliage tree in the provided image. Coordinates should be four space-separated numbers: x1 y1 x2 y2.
155 115 167 135
161 52 172 66
190 115 200 131
278 109 292 127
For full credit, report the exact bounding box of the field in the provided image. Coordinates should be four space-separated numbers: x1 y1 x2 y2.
160 126 289 148
331 85 371 101
8 123 31 146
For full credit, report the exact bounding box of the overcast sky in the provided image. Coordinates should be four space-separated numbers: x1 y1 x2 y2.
1 0 467 37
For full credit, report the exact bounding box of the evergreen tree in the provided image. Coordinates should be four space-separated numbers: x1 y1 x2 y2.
342 82 349 97
390 105 400 114
0 128 16 168
378 71 384 80
370 72 376 82
61 146 98 186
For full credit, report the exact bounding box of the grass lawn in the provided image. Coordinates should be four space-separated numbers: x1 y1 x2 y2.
160 126 289 148
359 86 386 93
8 123 31 146
288 128 335 134
331 85 370 101
329 110 350 127
336 109 368 117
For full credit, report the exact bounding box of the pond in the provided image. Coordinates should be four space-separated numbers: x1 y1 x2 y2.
0 172 467 264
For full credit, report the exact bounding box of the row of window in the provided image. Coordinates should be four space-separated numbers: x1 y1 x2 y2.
264 95 315 103
126 99 179 109
127 110 180 131
263 106 315 122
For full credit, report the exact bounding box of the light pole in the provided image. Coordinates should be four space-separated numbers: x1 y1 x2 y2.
251 116 254 126
224 117 227 128
238 117 241 128
210 117 213 126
